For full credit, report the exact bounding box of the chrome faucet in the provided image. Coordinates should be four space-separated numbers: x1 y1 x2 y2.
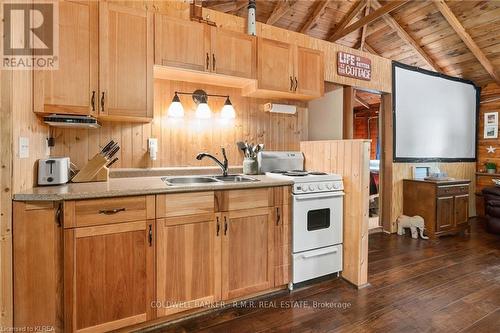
196 148 229 177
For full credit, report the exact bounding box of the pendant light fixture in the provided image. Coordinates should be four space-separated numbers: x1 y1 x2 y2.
167 92 184 118
167 90 236 119
220 97 236 119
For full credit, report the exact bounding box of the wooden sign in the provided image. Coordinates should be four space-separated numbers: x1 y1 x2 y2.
337 51 372 81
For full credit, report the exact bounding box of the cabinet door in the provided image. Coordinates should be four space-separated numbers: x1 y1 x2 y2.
99 2 153 121
454 194 469 227
33 0 98 115
212 28 256 78
257 38 294 93
156 214 221 317
436 196 454 232
222 208 274 300
155 15 210 71
64 220 154 332
295 46 324 97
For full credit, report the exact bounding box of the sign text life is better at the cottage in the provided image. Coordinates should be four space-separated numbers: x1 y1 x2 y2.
337 51 372 81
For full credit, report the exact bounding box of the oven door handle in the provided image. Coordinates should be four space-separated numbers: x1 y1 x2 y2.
300 247 338 259
294 192 345 200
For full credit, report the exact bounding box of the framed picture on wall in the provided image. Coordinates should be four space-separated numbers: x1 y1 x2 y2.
484 112 498 139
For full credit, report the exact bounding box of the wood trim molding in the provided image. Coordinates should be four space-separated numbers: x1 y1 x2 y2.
433 0 500 83
331 0 409 42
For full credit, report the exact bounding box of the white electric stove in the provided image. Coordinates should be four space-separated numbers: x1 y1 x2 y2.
259 152 344 287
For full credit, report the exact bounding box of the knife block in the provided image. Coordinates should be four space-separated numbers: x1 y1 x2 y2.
71 153 109 183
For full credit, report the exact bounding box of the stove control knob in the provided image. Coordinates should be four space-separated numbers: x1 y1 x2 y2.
302 186 308 192
333 183 340 190
326 183 333 190
309 185 315 191
317 184 324 190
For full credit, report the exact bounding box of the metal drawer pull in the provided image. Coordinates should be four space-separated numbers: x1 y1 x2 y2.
301 248 338 259
290 76 293 91
212 53 216 71
99 208 126 215
216 216 220 236
91 91 96 111
294 77 298 91
224 216 228 235
100 92 105 112
276 207 280 225
148 224 153 246
206 53 210 70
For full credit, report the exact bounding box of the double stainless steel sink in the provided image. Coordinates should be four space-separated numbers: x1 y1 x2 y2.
162 175 259 186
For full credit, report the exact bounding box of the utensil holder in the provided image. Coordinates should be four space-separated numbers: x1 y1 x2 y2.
243 157 258 175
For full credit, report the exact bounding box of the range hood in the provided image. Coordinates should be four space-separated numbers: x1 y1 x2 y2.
43 114 101 129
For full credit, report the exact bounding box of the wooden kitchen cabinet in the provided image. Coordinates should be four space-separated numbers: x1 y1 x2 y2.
242 38 324 100
156 213 221 317
98 2 153 122
403 179 471 238
33 0 98 116
64 220 155 332
221 207 275 300
154 14 256 83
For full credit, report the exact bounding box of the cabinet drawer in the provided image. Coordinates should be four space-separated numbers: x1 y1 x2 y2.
70 196 150 228
437 185 469 197
156 191 215 218
227 188 273 211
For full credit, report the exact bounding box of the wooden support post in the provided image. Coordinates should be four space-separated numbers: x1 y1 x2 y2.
380 93 393 232
343 86 354 139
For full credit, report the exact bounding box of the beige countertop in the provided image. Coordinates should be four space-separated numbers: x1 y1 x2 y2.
13 174 293 201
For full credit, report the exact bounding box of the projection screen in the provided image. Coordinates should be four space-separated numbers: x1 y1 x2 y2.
393 63 479 162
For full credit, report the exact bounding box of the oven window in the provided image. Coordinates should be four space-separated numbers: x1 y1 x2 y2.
307 208 330 231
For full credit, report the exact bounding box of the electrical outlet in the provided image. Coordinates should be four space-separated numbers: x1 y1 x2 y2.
148 138 158 161
19 137 29 159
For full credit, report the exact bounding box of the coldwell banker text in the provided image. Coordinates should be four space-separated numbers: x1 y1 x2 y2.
337 51 372 81
2 1 59 70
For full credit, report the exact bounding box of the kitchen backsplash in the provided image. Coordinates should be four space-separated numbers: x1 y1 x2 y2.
50 80 308 169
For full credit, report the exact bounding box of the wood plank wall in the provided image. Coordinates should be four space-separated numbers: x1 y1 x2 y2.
300 140 370 287
354 107 379 160
51 80 308 169
475 83 500 214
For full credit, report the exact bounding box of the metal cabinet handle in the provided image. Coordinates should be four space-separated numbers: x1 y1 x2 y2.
224 216 228 235
148 224 153 246
294 77 298 91
100 92 105 112
290 76 293 91
216 216 220 236
212 53 216 71
55 202 63 227
276 207 281 225
91 91 96 111
98 208 126 215
206 53 210 70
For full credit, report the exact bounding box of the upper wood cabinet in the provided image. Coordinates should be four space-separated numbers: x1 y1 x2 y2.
99 2 153 121
154 15 256 80
243 37 324 100
156 213 221 317
64 220 155 332
33 0 98 116
221 207 275 300
154 15 210 71
34 1 153 122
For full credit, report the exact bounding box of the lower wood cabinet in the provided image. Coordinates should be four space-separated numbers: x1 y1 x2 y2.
221 207 275 300
64 220 155 332
403 179 470 238
156 213 221 317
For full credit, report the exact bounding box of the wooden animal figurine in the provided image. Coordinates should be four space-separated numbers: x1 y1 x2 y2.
397 215 429 239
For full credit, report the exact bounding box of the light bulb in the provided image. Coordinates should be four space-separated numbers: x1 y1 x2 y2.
220 97 236 119
195 102 212 119
167 93 184 118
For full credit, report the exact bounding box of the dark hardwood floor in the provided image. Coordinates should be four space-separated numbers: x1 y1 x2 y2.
147 218 500 333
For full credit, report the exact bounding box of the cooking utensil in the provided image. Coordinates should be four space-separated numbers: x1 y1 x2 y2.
106 157 119 168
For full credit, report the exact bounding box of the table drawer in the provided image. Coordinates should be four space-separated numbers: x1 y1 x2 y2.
71 196 150 227
156 191 215 218
227 188 273 211
437 185 469 197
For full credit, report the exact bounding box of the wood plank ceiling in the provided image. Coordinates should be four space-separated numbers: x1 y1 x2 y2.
203 0 500 90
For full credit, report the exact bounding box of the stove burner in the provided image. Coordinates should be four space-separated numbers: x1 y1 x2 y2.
285 171 308 176
308 172 328 175
269 170 288 174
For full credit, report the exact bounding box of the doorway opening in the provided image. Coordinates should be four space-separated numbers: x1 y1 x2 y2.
353 90 382 232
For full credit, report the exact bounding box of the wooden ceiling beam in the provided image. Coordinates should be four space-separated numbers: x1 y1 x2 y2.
300 0 330 34
267 0 298 26
371 0 443 73
359 0 371 50
328 0 367 42
433 0 500 83
355 94 370 109
363 42 379 56
331 0 409 42
206 1 246 13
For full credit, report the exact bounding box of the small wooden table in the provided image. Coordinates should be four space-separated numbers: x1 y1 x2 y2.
403 179 471 238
